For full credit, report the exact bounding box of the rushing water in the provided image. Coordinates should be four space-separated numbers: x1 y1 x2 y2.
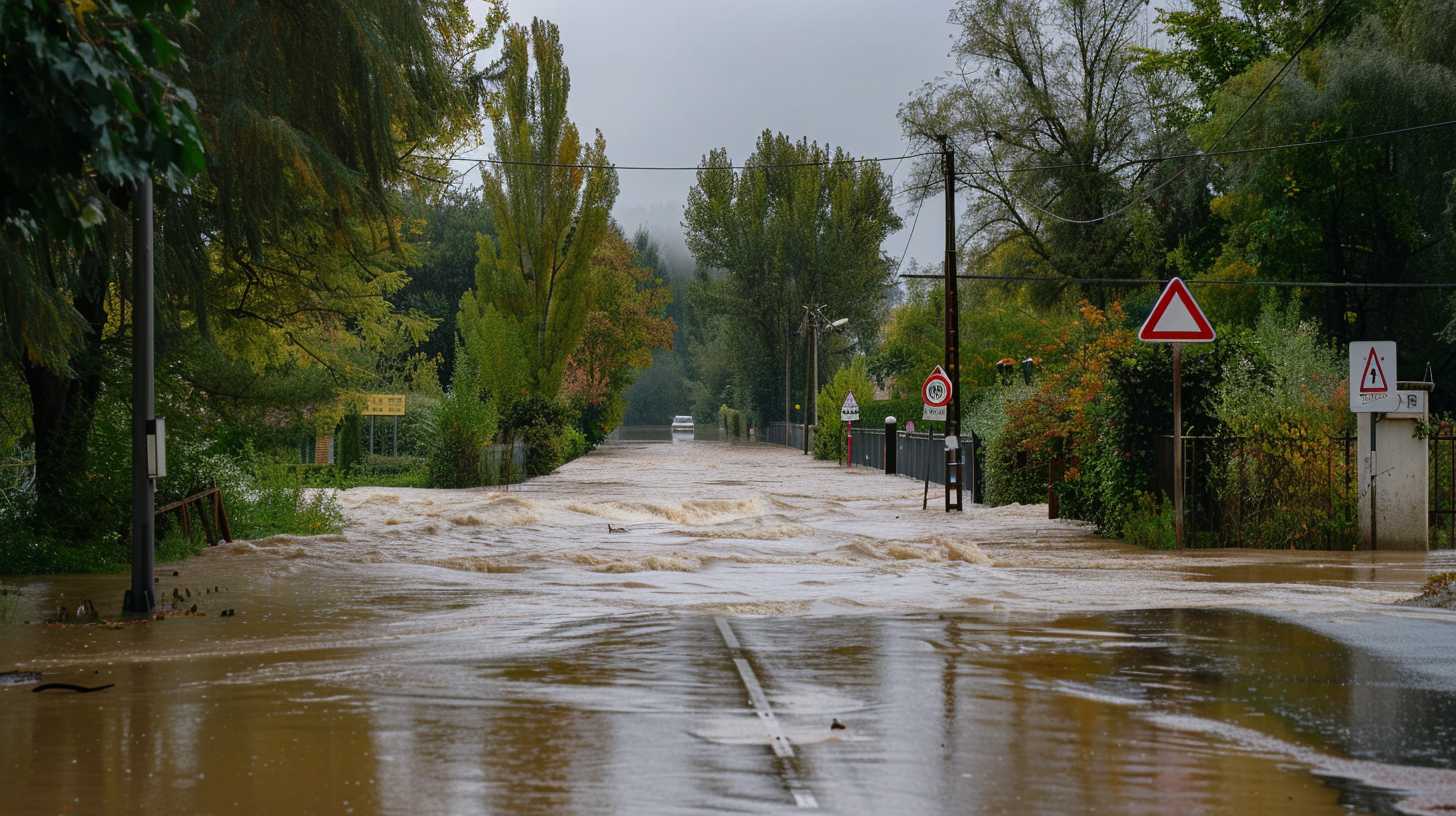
3 438 1455 814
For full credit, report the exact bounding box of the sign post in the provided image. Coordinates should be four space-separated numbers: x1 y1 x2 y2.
1138 277 1216 548
922 366 955 510
840 392 860 468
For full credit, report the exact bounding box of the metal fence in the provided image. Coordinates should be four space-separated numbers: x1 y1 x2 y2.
1429 427 1456 547
766 421 986 497
765 422 811 450
481 440 528 485
1154 435 1357 548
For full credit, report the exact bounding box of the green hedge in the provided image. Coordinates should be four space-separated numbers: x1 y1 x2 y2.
719 405 745 438
859 398 921 429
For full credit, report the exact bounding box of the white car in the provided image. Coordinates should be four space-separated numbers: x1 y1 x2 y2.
671 415 695 431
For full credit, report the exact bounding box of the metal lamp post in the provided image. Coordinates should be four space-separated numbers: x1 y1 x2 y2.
801 305 848 454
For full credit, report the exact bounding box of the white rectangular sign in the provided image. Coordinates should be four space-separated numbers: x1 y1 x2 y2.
1349 341 1397 413
840 392 860 422
923 404 947 421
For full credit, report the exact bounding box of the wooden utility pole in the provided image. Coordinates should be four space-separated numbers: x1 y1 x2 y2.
939 135 963 512
124 178 156 615
784 325 791 445
803 308 813 455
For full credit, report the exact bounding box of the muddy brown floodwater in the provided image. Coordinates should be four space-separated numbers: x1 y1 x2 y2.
3 438 1456 814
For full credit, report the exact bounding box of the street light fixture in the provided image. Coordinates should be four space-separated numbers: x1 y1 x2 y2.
802 305 848 454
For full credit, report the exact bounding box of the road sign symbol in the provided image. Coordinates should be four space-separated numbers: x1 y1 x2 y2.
1138 277 1216 343
922 366 952 407
1358 347 1389 393
1349 341 1397 412
840 392 860 421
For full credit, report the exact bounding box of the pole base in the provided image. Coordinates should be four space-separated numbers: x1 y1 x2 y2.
122 588 155 616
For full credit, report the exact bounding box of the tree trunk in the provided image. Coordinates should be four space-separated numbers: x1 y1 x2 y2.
22 254 110 531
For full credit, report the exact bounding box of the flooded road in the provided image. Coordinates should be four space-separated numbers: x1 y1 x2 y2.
3 440 1456 814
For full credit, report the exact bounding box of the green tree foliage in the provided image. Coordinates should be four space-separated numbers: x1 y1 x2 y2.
394 190 496 384
1 0 204 520
426 341 500 489
5 0 504 541
872 278 1075 400
683 131 901 421
459 18 619 402
1189 0 1456 375
561 224 675 442
1 0 203 258
1143 0 1369 115
899 0 1187 294
812 358 875 461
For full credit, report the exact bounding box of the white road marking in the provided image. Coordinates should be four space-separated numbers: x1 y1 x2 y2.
715 616 819 809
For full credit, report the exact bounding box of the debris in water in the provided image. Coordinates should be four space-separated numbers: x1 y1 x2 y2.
32 682 114 694
607 524 628 534
831 719 847 731
1399 571 1456 609
0 671 41 686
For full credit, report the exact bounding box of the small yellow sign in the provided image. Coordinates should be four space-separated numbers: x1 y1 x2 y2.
362 394 406 416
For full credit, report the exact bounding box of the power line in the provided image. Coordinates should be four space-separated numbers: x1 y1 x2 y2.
951 119 1456 180
420 150 940 172
408 109 1456 189
891 197 925 278
899 273 1456 289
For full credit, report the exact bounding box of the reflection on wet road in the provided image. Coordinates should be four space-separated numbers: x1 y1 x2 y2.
3 440 1455 814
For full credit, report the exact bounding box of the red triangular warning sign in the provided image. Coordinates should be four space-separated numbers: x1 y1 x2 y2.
1358 347 1389 394
1138 277 1216 342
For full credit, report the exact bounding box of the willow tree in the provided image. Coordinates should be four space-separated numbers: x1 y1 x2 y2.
682 131 901 422
5 0 504 526
459 18 619 403
1 0 203 519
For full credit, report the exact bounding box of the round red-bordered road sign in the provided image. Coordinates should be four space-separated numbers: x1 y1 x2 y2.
922 366 953 408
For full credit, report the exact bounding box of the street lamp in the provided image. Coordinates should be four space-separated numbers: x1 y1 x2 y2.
802 305 848 455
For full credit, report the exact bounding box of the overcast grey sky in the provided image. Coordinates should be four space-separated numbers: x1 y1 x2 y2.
465 0 959 270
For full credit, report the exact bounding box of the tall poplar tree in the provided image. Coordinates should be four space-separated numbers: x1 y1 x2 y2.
459 18 619 402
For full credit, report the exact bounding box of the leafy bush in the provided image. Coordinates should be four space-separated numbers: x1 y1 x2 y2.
859 398 921 430
718 404 744 438
561 426 590 462
813 358 874 461
0 446 343 575
426 352 499 488
337 410 364 471
1209 302 1354 548
503 395 569 477
1122 493 1176 550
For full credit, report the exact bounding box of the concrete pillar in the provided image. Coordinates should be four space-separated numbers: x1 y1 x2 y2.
1357 397 1429 550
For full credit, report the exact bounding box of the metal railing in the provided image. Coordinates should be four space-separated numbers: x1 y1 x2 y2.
481 440 527 485
1154 434 1357 548
765 422 811 450
765 421 966 490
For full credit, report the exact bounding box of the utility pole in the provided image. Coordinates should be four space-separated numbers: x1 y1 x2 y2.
939 135 963 512
123 178 156 615
784 324 791 446
803 307 813 455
